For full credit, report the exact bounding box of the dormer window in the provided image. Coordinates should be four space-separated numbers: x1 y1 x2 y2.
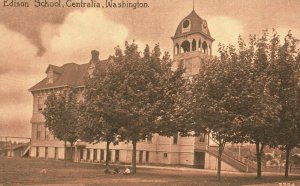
47 69 53 84
202 20 208 34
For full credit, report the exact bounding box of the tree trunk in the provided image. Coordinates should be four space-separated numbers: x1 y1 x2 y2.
217 140 224 181
105 141 110 171
70 142 73 161
255 142 264 179
64 140 67 167
285 146 291 178
132 139 137 174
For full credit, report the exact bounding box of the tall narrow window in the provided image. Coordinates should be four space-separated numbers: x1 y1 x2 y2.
100 149 104 161
47 69 53 84
45 147 48 159
93 149 97 161
115 150 120 162
146 151 150 163
108 150 112 161
36 147 39 158
199 133 205 142
55 147 58 160
173 133 178 144
139 151 143 163
202 41 208 53
146 135 152 143
80 148 83 160
36 124 42 140
176 44 180 54
87 149 90 160
37 97 43 112
192 39 196 51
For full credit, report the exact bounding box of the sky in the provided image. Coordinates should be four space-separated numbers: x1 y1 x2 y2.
0 0 299 138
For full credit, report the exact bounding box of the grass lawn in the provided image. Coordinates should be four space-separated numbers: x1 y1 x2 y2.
0 157 300 186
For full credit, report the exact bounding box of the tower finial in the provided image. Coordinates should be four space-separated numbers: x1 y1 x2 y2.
193 0 194 10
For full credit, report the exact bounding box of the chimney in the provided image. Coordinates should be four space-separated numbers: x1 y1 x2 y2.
91 50 100 61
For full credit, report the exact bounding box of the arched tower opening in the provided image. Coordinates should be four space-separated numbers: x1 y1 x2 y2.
181 40 190 53
175 43 180 55
202 41 208 54
192 39 197 51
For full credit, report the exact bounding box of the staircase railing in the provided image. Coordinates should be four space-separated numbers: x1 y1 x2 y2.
208 136 257 171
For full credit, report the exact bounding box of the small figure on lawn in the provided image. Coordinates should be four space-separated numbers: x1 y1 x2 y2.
113 167 120 174
123 168 131 175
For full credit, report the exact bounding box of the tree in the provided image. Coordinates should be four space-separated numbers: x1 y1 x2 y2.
43 89 79 163
192 46 249 180
96 42 186 174
79 57 122 172
267 30 300 178
192 31 283 179
235 32 281 179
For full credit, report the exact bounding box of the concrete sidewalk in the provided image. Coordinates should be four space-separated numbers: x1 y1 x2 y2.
135 164 300 177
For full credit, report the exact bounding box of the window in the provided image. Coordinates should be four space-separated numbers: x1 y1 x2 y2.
183 20 190 28
80 148 83 160
202 41 208 54
36 124 42 140
37 97 44 112
146 151 150 162
100 149 104 161
146 135 152 143
86 149 90 160
36 147 39 158
139 151 143 163
45 147 48 159
182 19 191 33
192 39 196 51
176 44 180 55
93 149 97 161
47 69 53 84
44 126 50 140
108 150 112 161
199 133 205 142
55 147 58 159
173 133 178 144
181 40 190 53
163 153 168 158
115 150 120 162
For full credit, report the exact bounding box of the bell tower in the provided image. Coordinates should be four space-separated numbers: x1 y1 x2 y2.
172 10 214 76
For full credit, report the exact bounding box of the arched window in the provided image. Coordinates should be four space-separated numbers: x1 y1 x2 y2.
176 43 180 54
181 40 190 53
209 45 212 56
202 41 208 54
198 39 201 51
192 39 196 51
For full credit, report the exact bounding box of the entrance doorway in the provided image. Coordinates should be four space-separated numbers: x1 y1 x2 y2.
194 151 205 169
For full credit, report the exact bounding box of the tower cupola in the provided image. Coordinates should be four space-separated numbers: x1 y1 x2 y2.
172 10 214 76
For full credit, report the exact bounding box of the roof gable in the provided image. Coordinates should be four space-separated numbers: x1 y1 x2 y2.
29 60 107 92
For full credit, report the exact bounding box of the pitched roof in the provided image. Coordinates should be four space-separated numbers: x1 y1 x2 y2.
29 60 107 92
173 10 213 40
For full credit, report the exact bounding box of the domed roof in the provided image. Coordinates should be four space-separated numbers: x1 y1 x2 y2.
173 10 213 40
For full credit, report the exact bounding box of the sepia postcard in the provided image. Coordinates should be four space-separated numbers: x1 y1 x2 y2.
0 0 300 185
